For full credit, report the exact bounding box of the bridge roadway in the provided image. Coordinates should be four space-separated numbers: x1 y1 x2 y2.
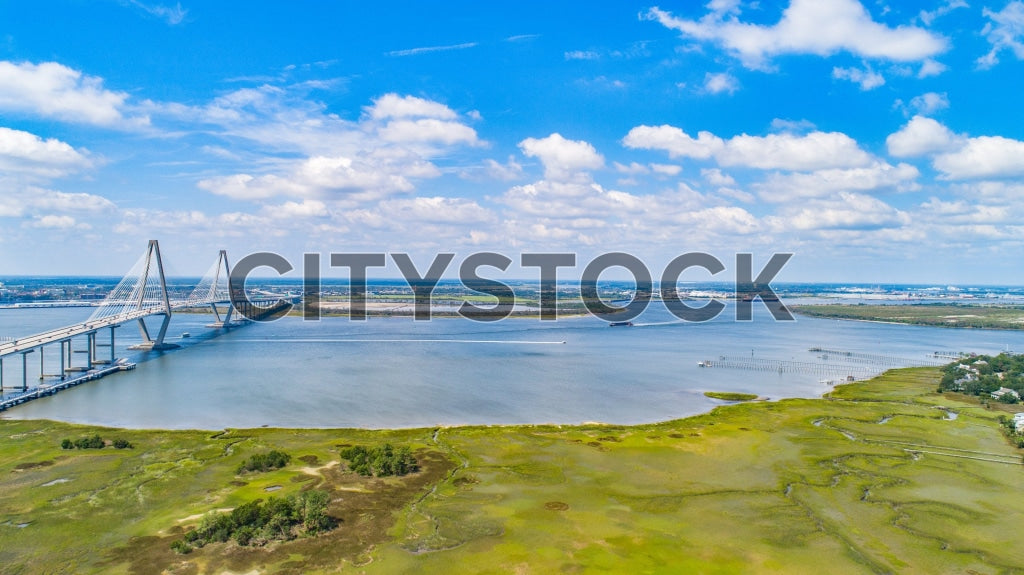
0 307 158 360
0 295 292 361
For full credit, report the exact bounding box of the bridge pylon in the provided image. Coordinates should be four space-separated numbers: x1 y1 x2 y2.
132 240 176 350
186 249 243 327
90 239 178 351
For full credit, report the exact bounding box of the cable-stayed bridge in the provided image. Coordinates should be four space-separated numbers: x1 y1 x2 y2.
0 241 290 405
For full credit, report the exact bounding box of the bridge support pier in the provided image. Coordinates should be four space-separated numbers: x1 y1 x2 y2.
20 350 33 392
208 302 235 327
59 340 66 379
133 313 177 350
1 357 4 394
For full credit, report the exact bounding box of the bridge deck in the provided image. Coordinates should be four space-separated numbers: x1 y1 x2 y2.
0 308 165 359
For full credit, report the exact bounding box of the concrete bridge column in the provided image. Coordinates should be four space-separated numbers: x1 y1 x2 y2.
86 333 94 369
59 340 66 379
20 350 32 391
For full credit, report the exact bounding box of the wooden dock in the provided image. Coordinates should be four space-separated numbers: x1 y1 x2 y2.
0 362 135 413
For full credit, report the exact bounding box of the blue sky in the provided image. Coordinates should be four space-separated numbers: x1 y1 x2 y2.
1 0 1024 283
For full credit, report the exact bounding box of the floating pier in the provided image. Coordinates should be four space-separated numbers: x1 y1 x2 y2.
698 357 876 379
808 347 946 367
0 362 135 413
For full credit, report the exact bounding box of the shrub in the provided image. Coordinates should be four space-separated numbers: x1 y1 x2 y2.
173 490 333 549
60 438 73 450
237 450 291 474
113 438 133 449
73 435 105 449
340 444 418 477
170 539 191 554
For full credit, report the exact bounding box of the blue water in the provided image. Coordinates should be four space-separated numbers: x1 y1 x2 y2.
3 303 1024 429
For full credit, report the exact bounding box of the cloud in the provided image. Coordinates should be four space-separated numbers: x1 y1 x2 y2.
832 63 885 90
0 127 94 179
178 91 478 202
126 1 188 25
0 185 115 218
888 117 1024 179
198 153 429 201
622 125 723 160
479 156 524 181
375 197 495 224
565 50 600 60
30 214 79 229
934 135 1024 179
770 118 817 133
0 61 144 127
704 72 739 94
378 118 479 145
977 1 1024 68
614 161 649 175
362 94 483 146
114 208 275 237
917 58 947 77
518 133 604 181
386 42 478 57
768 192 907 231
919 0 968 25
624 125 872 170
644 0 947 70
756 162 920 201
886 115 961 157
263 199 329 219
702 168 736 187
366 93 458 120
908 92 950 115
919 197 1019 225
500 180 643 219
650 163 682 176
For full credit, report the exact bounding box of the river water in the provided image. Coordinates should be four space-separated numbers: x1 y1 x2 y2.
2 304 1023 429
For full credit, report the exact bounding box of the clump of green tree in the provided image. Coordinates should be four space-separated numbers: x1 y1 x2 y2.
237 450 291 474
340 444 418 477
940 353 1024 402
171 489 333 553
60 435 133 450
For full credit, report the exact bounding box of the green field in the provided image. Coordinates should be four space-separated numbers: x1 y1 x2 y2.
704 391 760 401
792 303 1024 330
2 368 1023 573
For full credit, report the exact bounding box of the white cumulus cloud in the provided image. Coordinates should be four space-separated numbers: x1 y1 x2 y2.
366 93 458 120
934 135 1024 179
886 116 961 157
0 61 144 127
0 127 94 179
519 133 604 181
624 125 872 171
645 0 947 70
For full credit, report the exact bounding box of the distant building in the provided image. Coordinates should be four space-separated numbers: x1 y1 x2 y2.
991 387 1020 401
1014 413 1024 432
